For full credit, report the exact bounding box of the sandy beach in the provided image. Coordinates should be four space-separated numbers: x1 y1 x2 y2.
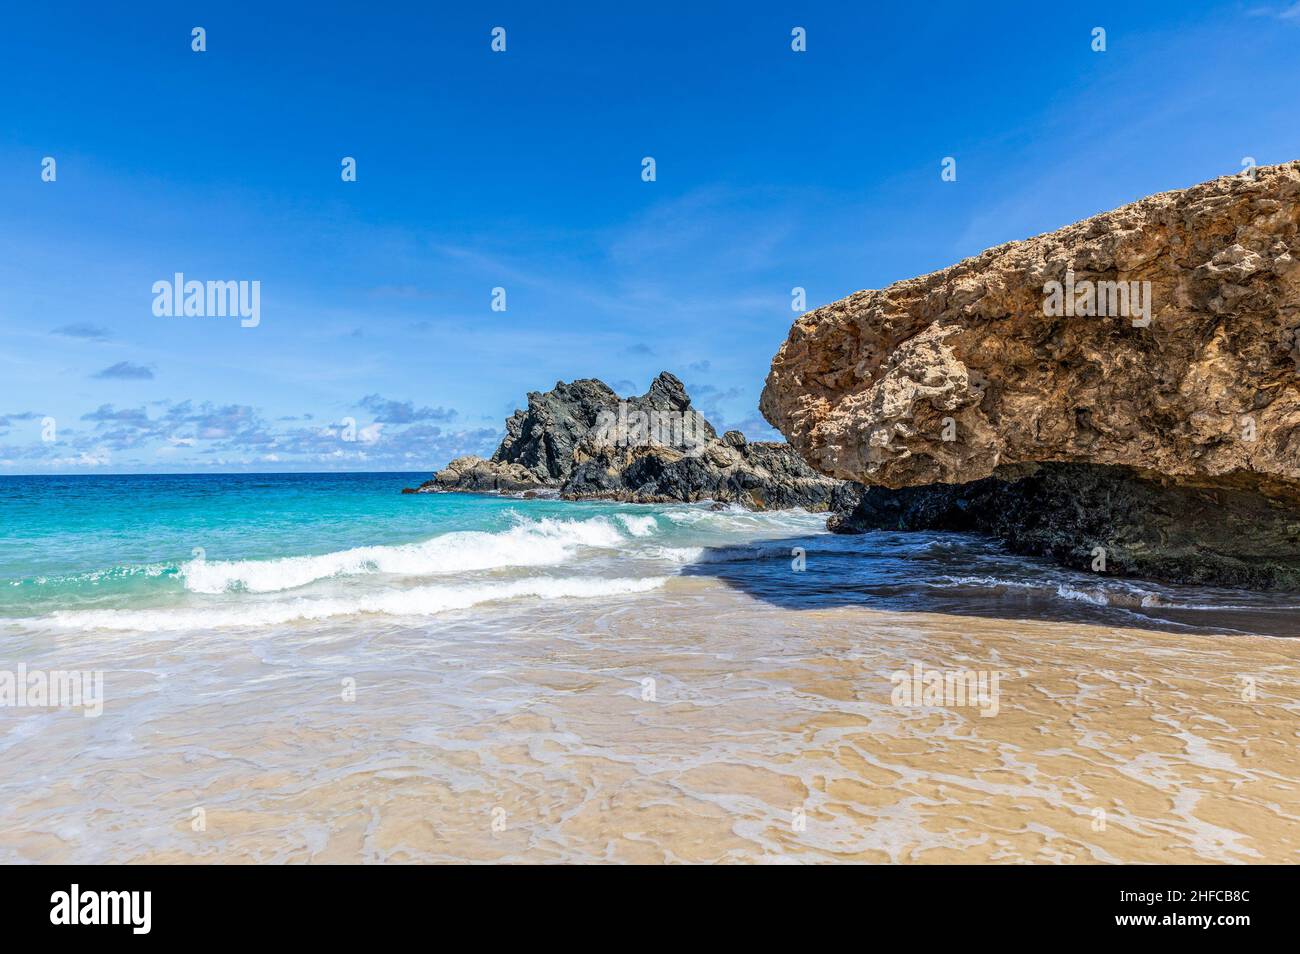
5 569 1297 864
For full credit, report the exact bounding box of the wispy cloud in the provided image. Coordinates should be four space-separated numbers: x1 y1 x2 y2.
357 394 457 424
0 411 40 427
3 394 498 472
51 323 111 340
1248 3 1300 19
82 404 151 425
93 361 154 380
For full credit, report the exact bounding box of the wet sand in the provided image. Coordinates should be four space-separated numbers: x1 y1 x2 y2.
2 574 1297 863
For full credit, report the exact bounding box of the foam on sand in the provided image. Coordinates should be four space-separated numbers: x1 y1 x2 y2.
44 575 670 632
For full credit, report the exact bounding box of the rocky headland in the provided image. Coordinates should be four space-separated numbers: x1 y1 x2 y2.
761 161 1300 588
406 372 853 512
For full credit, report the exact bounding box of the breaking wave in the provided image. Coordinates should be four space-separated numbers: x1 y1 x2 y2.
181 515 632 594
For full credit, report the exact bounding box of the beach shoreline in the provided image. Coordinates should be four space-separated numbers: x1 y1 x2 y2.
3 572 1297 864
2 476 1298 864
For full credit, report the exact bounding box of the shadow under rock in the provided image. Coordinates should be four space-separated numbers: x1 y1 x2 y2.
678 529 1300 638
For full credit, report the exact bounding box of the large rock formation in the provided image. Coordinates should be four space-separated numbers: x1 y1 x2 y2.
762 161 1300 587
407 372 851 511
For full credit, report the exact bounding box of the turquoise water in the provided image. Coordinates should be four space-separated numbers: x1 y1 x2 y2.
0 473 716 619
2 472 1297 635
0 472 829 628
1 473 506 615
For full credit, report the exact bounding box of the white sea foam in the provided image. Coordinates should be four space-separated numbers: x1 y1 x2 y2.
1054 583 1112 606
44 576 670 632
933 574 1140 605
180 516 633 594
652 544 795 564
659 503 825 536
926 573 1266 613
615 513 658 537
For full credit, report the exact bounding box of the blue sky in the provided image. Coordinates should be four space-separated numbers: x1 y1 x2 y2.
2 1 1299 474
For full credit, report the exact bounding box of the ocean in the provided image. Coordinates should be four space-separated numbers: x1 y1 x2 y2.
2 472 1298 862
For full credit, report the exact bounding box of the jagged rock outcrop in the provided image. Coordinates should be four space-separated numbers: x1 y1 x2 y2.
762 162 1300 587
406 372 849 511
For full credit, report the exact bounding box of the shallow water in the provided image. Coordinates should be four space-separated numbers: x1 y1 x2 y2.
1 473 1297 862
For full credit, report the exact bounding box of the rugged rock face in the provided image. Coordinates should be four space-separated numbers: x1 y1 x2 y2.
407 372 849 511
762 162 1300 587
831 462 1300 590
486 374 715 486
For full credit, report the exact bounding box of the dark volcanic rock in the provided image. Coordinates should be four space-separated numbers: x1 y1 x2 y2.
408 372 846 511
562 434 853 509
492 378 625 484
830 463 1300 589
427 455 548 493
